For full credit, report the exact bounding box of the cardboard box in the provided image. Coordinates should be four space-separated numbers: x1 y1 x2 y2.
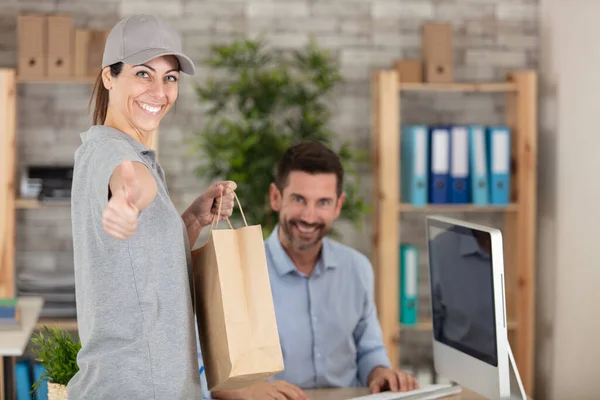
47 14 74 77
74 29 90 77
17 14 46 77
394 59 422 83
87 30 109 77
421 23 453 83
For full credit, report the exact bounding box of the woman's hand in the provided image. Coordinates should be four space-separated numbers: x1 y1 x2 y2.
187 181 237 228
182 180 237 247
102 160 142 240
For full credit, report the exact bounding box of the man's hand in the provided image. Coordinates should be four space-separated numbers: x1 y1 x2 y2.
186 180 237 227
367 366 419 393
102 160 142 240
212 381 309 400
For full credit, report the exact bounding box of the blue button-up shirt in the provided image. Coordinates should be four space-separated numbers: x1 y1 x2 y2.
197 225 390 398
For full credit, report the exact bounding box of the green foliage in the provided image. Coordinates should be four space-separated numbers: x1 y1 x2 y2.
188 36 369 237
30 326 81 391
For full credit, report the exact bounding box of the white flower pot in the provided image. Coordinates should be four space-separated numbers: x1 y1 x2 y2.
48 382 68 400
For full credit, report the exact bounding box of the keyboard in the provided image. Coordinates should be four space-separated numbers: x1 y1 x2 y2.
347 383 462 400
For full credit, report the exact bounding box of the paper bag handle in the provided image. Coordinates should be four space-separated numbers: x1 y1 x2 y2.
209 186 248 233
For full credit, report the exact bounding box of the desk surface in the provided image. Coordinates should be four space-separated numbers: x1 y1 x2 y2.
0 296 44 356
303 386 484 400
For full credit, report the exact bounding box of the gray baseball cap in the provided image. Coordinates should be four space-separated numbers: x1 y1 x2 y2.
102 14 196 75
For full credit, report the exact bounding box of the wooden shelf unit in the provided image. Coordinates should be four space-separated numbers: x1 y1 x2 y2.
370 70 537 395
35 318 78 331
0 69 17 299
399 82 517 93
16 198 70 209
16 75 96 84
398 203 520 213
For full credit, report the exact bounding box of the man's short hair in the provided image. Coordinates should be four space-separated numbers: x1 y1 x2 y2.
275 141 344 197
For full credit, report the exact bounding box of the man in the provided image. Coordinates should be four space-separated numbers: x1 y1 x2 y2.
201 141 419 399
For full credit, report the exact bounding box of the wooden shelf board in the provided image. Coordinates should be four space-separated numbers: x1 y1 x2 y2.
399 203 519 213
17 75 96 84
16 198 70 209
35 318 78 331
400 82 517 92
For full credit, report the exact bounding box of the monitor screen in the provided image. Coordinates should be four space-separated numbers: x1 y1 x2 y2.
428 221 498 367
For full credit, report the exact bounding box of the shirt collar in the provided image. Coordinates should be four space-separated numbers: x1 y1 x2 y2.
265 224 338 277
82 125 157 164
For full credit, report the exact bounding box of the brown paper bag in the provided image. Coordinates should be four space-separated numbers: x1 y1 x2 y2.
192 190 284 392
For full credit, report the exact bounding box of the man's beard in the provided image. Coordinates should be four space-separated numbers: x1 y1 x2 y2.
281 218 328 251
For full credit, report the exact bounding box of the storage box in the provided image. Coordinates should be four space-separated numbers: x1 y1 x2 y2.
47 14 74 77
74 29 90 77
394 60 423 83
17 14 46 77
87 30 109 77
421 23 453 83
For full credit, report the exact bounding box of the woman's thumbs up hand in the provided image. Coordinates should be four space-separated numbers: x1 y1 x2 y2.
102 160 142 240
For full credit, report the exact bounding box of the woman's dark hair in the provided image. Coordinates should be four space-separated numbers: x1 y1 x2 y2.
89 62 123 125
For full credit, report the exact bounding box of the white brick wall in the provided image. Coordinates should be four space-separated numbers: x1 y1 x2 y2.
0 0 539 365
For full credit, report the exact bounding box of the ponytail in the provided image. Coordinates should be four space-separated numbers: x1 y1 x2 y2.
88 62 124 125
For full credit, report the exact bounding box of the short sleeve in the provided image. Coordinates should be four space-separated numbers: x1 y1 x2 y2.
90 138 147 209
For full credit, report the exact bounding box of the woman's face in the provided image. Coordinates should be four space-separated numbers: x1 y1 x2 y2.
104 55 180 134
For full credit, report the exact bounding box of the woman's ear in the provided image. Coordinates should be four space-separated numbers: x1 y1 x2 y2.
101 67 113 90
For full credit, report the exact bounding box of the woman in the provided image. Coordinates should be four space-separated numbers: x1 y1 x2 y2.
68 14 235 399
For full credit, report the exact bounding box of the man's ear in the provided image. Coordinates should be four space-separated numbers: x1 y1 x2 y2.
334 192 346 219
269 183 282 212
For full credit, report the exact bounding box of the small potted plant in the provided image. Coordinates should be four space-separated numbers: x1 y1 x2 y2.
30 326 81 400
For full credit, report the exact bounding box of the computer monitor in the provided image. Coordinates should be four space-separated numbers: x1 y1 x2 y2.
425 216 527 400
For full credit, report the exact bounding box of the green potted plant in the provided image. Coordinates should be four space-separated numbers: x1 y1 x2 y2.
30 326 81 400
188 36 369 237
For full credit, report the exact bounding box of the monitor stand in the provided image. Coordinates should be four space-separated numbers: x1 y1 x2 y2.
507 343 528 400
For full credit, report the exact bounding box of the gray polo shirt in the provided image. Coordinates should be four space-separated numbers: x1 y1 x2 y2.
68 125 202 399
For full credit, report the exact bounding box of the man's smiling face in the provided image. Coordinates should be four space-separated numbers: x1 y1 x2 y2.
270 170 345 251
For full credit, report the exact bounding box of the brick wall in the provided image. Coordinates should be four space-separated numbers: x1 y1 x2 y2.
0 0 539 365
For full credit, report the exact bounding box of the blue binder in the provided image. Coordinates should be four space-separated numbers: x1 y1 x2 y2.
0 306 16 318
399 244 418 325
33 363 48 400
15 360 32 400
487 125 511 205
469 125 490 205
401 125 429 206
428 126 450 204
449 126 470 203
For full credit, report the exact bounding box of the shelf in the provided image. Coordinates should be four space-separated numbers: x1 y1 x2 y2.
16 198 70 209
35 318 78 331
399 82 517 92
16 75 96 84
372 68 537 394
398 203 519 213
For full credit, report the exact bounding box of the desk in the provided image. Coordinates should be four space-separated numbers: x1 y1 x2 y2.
0 296 44 400
304 387 485 400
